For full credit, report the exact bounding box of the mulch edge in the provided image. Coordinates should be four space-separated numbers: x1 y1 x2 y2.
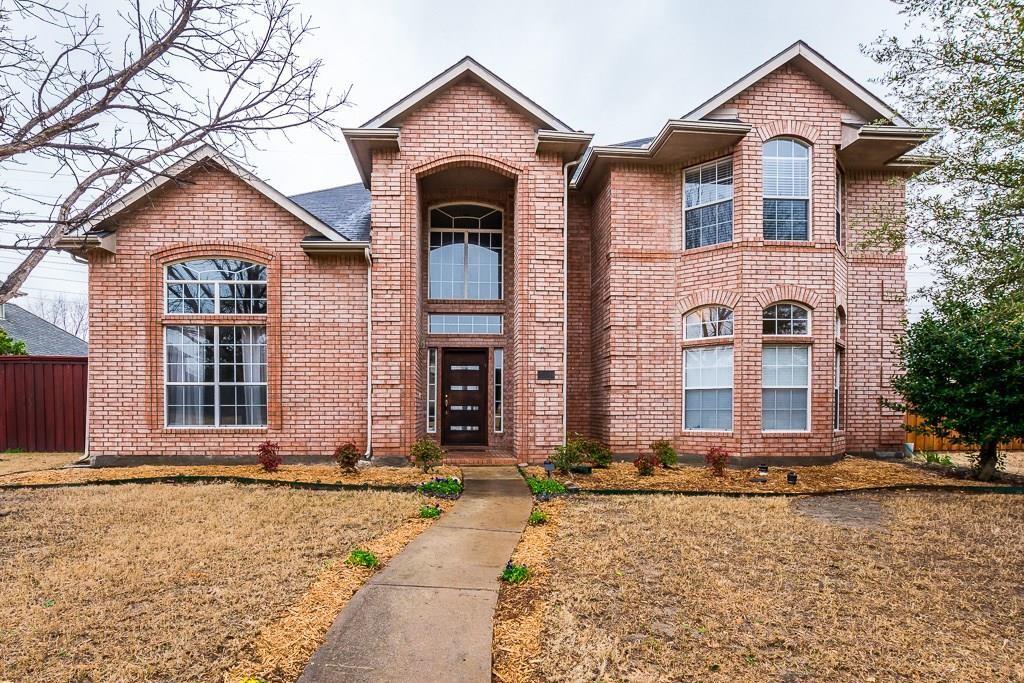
0 474 425 492
572 483 1024 497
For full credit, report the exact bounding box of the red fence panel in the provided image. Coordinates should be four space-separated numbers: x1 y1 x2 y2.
0 356 87 452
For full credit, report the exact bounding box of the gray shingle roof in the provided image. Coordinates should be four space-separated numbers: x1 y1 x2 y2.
611 137 654 148
0 304 88 356
289 183 371 242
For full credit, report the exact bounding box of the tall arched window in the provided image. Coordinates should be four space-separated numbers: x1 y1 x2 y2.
684 305 734 339
763 138 810 241
428 204 503 300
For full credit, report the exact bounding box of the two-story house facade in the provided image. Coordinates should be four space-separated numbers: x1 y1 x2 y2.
62 42 935 465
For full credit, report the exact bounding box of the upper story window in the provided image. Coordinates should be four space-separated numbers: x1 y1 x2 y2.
166 259 267 314
835 308 846 341
684 158 733 249
428 204 503 300
684 306 734 339
763 303 810 335
835 167 844 245
763 138 810 241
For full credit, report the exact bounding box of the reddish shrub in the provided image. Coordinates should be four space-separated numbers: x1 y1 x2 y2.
634 450 658 476
704 446 730 477
257 440 282 472
334 442 361 473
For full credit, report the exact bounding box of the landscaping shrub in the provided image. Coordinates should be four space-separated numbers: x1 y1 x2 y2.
410 438 444 472
256 440 282 472
501 561 530 584
550 439 583 474
528 509 548 525
418 476 462 499
419 504 442 519
333 442 361 473
572 433 612 468
345 549 380 569
704 446 730 477
651 439 678 468
634 450 657 476
525 477 566 496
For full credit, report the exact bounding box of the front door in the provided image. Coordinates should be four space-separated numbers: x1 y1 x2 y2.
441 349 488 446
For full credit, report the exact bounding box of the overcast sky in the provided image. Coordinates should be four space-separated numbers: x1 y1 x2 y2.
1 0 932 314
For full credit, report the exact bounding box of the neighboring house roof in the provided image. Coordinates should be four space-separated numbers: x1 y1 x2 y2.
611 137 655 149
289 183 372 242
0 304 88 356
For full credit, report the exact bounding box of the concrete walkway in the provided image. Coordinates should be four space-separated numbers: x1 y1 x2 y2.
299 466 532 683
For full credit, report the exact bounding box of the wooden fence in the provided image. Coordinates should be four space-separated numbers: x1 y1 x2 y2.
905 413 1024 452
0 356 87 452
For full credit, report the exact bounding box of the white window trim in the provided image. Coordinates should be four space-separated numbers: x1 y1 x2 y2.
761 344 812 433
493 348 504 433
427 202 504 301
762 137 812 242
682 344 734 433
684 305 735 341
682 156 734 250
426 348 438 433
163 325 268 429
164 259 267 315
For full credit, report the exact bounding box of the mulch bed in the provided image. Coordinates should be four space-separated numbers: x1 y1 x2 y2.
0 463 462 490
520 456 1013 495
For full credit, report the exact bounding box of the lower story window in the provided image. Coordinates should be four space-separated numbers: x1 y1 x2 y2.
428 313 503 335
762 345 809 431
494 349 504 433
834 348 843 430
684 345 733 430
165 325 267 427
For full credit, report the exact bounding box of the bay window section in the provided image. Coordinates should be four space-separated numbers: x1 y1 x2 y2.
685 306 734 339
165 325 267 427
428 204 503 300
684 157 733 249
762 345 810 431
763 138 810 241
684 346 733 431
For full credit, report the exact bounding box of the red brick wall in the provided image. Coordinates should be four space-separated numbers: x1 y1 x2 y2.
582 63 908 459
87 163 368 460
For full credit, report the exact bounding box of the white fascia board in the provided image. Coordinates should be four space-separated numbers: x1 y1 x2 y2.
361 56 573 132
683 41 912 128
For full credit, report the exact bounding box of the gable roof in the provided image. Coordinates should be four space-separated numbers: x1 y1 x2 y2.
360 56 574 132
0 304 88 356
80 145 351 242
683 41 912 127
289 183 371 242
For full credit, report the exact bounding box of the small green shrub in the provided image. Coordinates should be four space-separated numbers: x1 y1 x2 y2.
410 438 444 472
922 451 954 467
501 561 530 584
419 504 442 519
570 433 612 468
333 442 361 473
527 509 548 525
550 439 583 474
651 439 678 468
418 476 462 499
346 549 379 568
634 450 657 476
525 477 566 496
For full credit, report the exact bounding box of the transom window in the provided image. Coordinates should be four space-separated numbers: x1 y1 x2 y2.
763 303 810 335
428 204 503 300
762 345 810 431
763 138 810 241
165 325 267 427
684 306 734 339
428 314 503 335
684 157 733 249
684 346 733 431
166 258 267 314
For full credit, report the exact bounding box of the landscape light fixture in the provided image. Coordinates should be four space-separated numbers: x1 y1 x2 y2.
787 471 798 485
757 464 769 477
542 459 555 479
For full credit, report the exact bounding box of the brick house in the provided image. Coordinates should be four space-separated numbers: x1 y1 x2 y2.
60 41 936 465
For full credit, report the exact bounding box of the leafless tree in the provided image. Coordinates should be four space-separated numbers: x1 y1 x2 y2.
25 293 88 339
0 0 349 304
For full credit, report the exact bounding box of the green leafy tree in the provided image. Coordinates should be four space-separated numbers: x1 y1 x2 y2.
887 297 1024 480
0 328 27 355
864 0 1024 314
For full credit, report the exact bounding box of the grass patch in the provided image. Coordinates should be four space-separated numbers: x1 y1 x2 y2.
0 483 421 682
419 504 442 519
0 451 80 476
527 509 548 525
417 476 462 498
345 549 380 569
496 492 1024 681
524 476 566 497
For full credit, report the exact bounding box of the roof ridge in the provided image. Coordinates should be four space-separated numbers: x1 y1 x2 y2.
289 182 366 198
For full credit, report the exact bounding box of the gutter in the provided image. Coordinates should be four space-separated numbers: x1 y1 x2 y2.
562 158 579 445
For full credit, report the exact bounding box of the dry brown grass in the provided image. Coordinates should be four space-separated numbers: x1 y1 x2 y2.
941 451 1024 476
498 492 1024 682
522 456 1003 494
0 483 423 682
0 451 80 476
0 461 461 488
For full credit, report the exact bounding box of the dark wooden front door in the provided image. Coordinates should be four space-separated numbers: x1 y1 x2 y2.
441 349 488 446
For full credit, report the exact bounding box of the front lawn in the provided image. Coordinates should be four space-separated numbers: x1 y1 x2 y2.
0 451 80 476
494 492 1024 681
0 483 423 682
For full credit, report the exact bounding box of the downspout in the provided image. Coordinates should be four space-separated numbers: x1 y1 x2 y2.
562 159 579 445
363 246 373 458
